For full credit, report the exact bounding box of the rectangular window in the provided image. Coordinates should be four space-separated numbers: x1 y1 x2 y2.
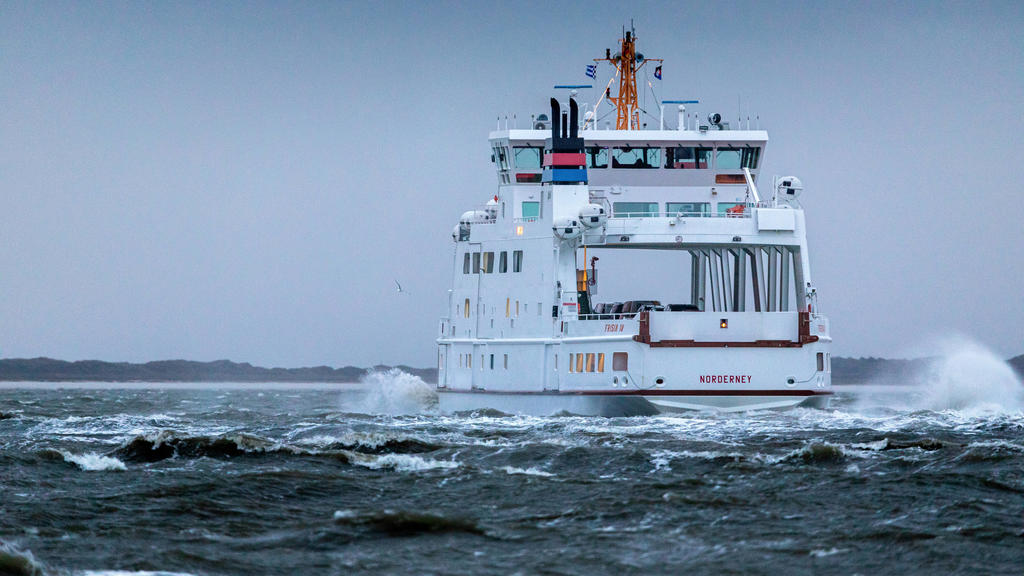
568 353 575 373
586 146 608 168
468 354 472 368
472 252 481 273
499 251 507 273
505 298 510 318
464 298 470 318
503 354 508 370
817 352 825 372
585 353 596 372
576 353 585 373
554 354 558 371
513 146 543 169
515 300 520 317
521 201 540 219
497 147 509 170
716 148 742 170
490 354 494 370
463 253 471 273
741 147 761 169
597 353 605 373
666 202 710 217
613 352 628 371
664 147 711 169
482 252 494 273
613 202 659 218
513 250 524 272
612 146 660 169
481 355 485 371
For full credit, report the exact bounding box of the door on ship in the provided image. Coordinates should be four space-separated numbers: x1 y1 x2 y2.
543 344 559 391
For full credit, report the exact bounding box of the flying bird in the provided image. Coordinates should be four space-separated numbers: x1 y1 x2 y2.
394 279 406 294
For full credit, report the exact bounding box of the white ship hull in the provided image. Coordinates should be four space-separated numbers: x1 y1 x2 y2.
438 388 831 417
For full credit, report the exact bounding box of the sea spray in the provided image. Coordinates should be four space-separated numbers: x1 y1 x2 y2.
346 368 437 415
918 337 1024 413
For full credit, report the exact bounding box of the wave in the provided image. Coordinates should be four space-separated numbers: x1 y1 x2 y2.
61 451 126 471
344 368 437 415
0 541 46 576
502 466 554 477
111 430 444 465
348 452 459 472
332 509 484 536
774 442 846 464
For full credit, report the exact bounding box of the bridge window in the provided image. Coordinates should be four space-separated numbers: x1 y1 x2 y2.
513 146 542 169
613 202 659 218
586 146 608 168
741 147 761 169
716 148 742 170
665 147 711 169
513 250 523 272
521 201 540 219
667 202 710 216
497 147 510 170
612 147 660 169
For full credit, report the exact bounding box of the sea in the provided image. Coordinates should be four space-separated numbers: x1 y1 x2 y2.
1 347 1023 575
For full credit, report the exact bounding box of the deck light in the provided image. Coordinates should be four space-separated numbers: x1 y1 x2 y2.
516 225 524 236
720 319 728 329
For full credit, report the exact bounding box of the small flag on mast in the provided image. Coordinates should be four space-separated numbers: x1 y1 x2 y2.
654 65 662 80
585 64 597 79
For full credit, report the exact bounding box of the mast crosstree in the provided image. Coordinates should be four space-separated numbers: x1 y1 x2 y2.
595 26 662 130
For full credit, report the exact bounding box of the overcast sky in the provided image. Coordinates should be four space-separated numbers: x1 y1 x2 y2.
1 1 1022 368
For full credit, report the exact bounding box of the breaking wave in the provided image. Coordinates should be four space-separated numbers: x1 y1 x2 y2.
110 430 443 465
349 453 459 472
345 368 437 415
61 451 127 471
0 541 46 576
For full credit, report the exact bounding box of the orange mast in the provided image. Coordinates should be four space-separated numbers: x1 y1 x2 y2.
595 28 662 130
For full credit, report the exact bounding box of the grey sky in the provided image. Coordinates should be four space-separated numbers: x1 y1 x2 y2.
1 1 1022 368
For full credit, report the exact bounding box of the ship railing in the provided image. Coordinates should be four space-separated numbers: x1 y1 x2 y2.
576 312 641 320
611 209 752 219
512 217 539 224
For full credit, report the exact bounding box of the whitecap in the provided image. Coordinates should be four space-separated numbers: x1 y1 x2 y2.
62 451 127 471
352 453 458 472
502 466 554 477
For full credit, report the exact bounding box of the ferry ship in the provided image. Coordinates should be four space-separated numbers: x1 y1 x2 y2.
436 29 832 415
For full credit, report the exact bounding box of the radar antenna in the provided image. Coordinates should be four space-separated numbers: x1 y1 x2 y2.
593 25 662 130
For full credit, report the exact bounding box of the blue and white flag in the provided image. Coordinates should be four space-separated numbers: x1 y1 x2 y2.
585 64 597 79
654 65 662 80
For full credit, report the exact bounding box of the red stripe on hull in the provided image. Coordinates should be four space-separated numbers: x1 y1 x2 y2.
438 389 832 397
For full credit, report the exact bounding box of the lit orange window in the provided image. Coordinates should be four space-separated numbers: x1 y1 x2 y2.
597 353 605 372
585 353 595 372
576 354 584 373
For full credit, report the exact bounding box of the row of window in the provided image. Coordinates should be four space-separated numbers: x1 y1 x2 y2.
451 351 629 373
502 145 760 171
463 250 524 274
612 201 746 217
459 298 543 320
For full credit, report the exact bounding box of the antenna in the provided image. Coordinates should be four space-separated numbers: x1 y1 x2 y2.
592 28 662 129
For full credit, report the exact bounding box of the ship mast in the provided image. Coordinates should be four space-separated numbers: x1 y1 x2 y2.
595 27 662 130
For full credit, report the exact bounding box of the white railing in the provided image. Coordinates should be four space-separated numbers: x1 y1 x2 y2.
611 209 752 219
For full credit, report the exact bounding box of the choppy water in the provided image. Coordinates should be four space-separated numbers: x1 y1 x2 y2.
2 366 1023 575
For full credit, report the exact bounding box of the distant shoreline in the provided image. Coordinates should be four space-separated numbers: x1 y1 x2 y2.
1 355 1020 386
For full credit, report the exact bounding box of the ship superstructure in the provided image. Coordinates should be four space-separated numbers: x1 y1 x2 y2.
436 30 832 415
